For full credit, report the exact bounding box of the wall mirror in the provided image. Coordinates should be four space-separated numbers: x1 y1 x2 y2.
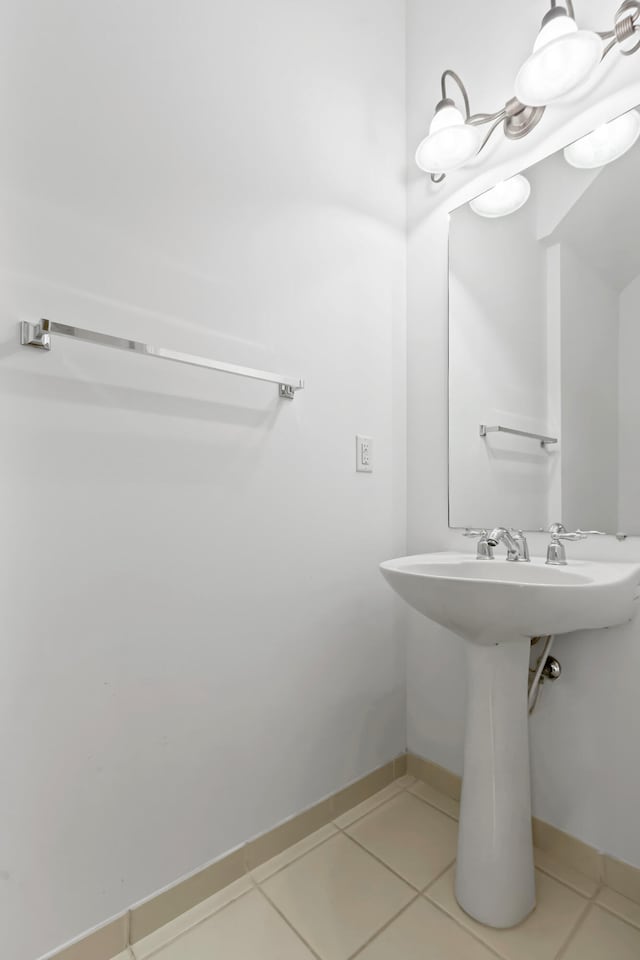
448 106 640 537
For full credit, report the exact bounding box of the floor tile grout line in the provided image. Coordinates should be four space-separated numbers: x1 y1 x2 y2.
257 835 431 960
418 895 506 960
405 785 460 824
241 772 408 874
331 776 417 829
607 890 640 910
257 883 324 960
252 781 435 890
337 787 462 893
334 823 425 893
420 858 457 896
589 896 640 933
129 884 256 960
345 893 422 960
554 898 592 960
533 863 599 901
332 782 408 830
250 827 339 885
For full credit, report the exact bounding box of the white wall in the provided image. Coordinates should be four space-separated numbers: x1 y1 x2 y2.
449 199 549 529
619 272 640 531
407 0 640 870
545 245 563 521
0 4 407 959
558 244 619 532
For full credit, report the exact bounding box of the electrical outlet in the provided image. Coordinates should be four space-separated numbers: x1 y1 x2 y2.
356 435 373 473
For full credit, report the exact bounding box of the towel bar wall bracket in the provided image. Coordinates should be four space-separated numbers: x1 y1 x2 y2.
21 321 51 350
20 320 304 400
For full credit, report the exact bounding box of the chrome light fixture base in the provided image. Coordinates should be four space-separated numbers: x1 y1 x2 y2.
503 99 545 141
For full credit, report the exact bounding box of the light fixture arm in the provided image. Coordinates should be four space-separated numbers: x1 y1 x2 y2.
468 109 507 126
476 112 509 154
550 0 576 18
440 69 472 120
439 69 507 129
598 1 640 58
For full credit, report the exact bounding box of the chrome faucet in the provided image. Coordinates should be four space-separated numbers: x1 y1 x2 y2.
545 523 605 565
463 529 494 559
546 531 585 565
510 529 531 561
487 527 530 561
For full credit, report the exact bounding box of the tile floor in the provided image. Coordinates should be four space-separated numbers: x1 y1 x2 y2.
115 775 640 960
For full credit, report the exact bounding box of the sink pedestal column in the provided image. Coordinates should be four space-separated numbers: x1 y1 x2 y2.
455 636 536 928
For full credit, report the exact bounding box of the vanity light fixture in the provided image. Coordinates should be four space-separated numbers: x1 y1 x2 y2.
469 175 531 218
514 2 602 107
564 107 640 166
417 1 640 182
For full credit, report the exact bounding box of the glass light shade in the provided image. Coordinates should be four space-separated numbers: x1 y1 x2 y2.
429 103 464 133
564 110 640 168
469 175 531 218
415 105 481 174
533 11 578 51
514 12 602 107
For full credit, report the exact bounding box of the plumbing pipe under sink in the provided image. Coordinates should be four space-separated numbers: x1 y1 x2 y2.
528 635 555 713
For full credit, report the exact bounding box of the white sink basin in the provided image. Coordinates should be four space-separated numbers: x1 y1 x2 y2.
381 551 640 929
381 552 640 643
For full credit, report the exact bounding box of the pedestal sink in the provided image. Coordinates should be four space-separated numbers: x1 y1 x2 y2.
380 552 640 928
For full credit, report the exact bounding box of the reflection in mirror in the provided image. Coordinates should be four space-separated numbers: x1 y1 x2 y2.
448 108 640 535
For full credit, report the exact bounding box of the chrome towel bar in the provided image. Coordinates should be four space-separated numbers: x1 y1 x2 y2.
479 424 558 447
20 319 304 399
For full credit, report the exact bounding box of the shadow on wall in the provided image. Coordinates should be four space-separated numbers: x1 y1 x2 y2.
0 364 280 429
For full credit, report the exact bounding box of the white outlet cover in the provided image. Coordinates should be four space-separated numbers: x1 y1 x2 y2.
356 435 373 473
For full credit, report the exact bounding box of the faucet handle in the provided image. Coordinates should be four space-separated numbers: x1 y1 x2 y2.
554 530 606 542
548 524 606 539
546 528 605 565
462 528 494 559
546 530 586 565
548 522 567 535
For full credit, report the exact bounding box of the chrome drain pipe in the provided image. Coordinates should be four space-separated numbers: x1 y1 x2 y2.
528 635 558 713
